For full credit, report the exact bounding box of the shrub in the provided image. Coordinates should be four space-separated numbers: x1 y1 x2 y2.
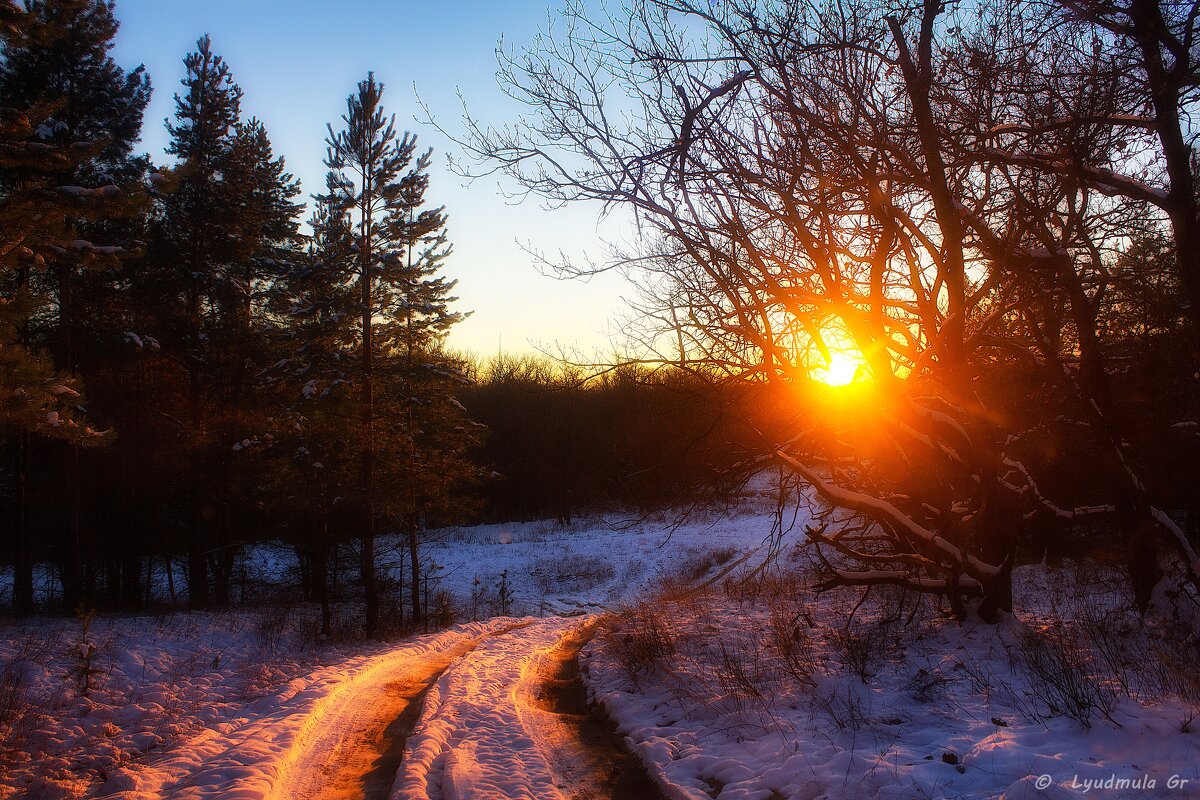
530 555 616 594
768 604 817 687
69 607 100 698
828 621 896 683
605 604 678 687
1146 621 1200 724
1016 624 1117 728
255 605 293 651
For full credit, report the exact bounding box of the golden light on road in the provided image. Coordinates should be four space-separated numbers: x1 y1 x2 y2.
811 351 866 387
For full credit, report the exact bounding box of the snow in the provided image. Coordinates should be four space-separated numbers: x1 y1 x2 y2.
777 449 1000 578
393 616 586 800
0 611 518 800
583 560 1200 800
0 610 327 798
5 489 1197 800
123 332 160 351
0 497 784 799
407 506 780 616
57 186 121 200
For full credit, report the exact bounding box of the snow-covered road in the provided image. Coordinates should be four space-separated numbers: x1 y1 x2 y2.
270 619 536 800
89 618 533 800
395 615 605 800
112 614 657 800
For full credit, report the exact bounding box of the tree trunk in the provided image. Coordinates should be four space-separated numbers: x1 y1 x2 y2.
104 556 120 607
61 443 85 611
212 516 235 607
1128 0 1200 340
297 545 313 602
1124 508 1162 613
357 142 381 638
211 552 232 607
186 363 210 609
122 547 142 612
188 456 209 610
12 433 34 615
360 223 379 639
165 554 176 605
963 428 1018 623
1187 488 1199 548
120 449 144 611
211 455 233 607
121 363 146 610
361 492 377 635
408 513 421 628
313 536 332 640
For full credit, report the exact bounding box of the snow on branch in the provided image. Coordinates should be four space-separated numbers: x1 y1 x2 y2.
57 184 121 199
1001 456 1116 520
987 114 1155 136
806 523 948 575
816 568 983 596
980 148 1169 206
1149 507 1200 579
776 448 1001 579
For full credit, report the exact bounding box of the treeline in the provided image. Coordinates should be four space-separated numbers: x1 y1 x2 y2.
0 1 480 634
461 355 756 524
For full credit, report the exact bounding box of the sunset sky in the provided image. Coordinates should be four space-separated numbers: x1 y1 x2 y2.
110 0 629 357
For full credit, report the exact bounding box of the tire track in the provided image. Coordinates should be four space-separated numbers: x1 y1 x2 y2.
516 619 669 800
270 620 533 800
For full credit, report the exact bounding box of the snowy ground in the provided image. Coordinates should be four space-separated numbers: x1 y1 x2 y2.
0 608 545 800
394 615 590 800
584 557 1200 800
414 504 784 617
0 501 784 800
0 491 786 616
5 496 1198 800
0 606 362 798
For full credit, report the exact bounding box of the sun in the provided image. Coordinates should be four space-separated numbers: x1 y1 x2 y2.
811 351 865 387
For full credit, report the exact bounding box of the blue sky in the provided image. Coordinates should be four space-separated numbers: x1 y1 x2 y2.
110 0 629 357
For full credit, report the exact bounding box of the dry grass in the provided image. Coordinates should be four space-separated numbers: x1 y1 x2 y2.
603 604 678 688
677 545 740 583
531 555 616 594
828 620 900 684
768 604 817 687
1014 623 1117 728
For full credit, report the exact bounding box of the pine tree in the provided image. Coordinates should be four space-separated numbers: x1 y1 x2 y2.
207 118 302 605
324 74 479 632
1 0 139 612
262 179 360 637
0 0 149 183
379 198 480 628
0 101 99 610
151 35 301 608
0 0 149 380
153 34 242 610
0 0 154 612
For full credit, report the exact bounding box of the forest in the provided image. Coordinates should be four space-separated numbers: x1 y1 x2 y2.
3 0 1200 633
4 1 1200 798
0 0 756 636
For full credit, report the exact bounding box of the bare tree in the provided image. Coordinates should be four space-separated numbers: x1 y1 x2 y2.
459 0 1199 617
